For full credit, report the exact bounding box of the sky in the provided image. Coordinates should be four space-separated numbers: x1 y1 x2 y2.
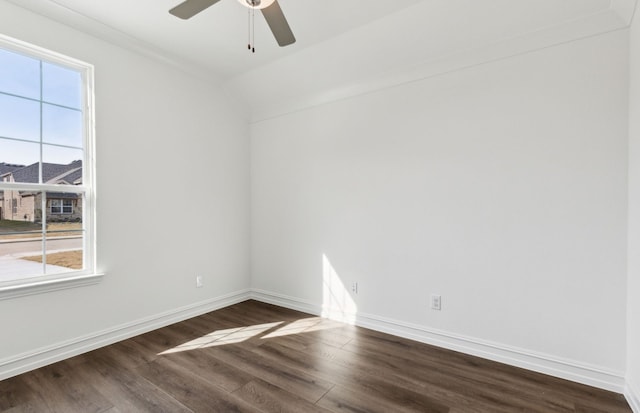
0 47 84 166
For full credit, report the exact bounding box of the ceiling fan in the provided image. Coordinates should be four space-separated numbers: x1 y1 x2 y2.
169 0 296 48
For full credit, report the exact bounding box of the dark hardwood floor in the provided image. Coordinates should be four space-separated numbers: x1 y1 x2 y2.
0 300 632 412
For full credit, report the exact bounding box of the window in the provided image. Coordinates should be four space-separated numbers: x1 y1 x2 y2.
0 33 99 299
50 199 73 214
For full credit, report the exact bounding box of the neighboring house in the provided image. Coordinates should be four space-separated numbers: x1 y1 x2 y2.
0 163 24 221
0 161 83 222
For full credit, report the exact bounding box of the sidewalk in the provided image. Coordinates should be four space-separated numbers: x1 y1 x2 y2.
0 253 75 283
0 235 82 244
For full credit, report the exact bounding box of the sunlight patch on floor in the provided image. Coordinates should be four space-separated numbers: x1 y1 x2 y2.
261 317 344 339
158 314 349 355
158 322 283 355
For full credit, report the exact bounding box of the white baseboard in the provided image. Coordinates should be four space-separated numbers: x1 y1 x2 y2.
251 289 321 315
250 289 626 393
0 288 251 381
626 379 640 413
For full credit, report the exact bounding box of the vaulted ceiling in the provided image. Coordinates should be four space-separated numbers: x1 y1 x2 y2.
8 0 637 120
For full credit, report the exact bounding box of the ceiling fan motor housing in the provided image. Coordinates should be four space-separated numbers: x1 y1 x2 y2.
239 0 276 10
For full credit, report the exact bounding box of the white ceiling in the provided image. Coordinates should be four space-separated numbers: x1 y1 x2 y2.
9 0 426 78
7 0 638 120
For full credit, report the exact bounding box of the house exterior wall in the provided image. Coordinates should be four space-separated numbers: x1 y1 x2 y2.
1 192 37 222
1 193 6 220
16 195 36 222
45 196 82 222
1 192 35 222
0 192 82 222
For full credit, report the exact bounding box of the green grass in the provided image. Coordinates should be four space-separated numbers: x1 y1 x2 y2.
0 221 82 240
0 220 41 234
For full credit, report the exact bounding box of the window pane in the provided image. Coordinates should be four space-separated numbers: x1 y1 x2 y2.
42 146 83 185
45 191 84 273
50 199 61 214
42 103 82 148
0 94 40 142
0 139 39 177
42 62 82 109
0 191 44 282
43 145 83 165
0 48 40 99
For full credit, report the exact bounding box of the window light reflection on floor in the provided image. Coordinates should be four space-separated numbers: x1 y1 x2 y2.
158 322 283 355
158 316 347 356
261 317 345 339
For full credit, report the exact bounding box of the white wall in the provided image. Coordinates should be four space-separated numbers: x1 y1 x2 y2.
627 5 640 410
251 30 629 389
0 0 250 374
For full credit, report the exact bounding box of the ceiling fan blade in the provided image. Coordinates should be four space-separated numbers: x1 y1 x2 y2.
169 0 221 19
261 0 296 47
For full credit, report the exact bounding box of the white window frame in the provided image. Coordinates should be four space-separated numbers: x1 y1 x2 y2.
50 199 73 215
0 33 101 300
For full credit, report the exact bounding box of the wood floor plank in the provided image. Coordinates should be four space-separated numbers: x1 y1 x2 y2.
136 356 260 413
202 343 335 403
317 382 448 413
1 402 53 413
0 376 32 411
575 400 632 413
73 354 192 413
330 337 574 412
77 336 159 372
233 378 334 413
0 376 52 413
18 361 112 413
250 340 454 413
161 348 255 392
130 325 193 355
0 300 632 413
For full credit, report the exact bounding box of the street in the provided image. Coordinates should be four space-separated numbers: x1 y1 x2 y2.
0 237 83 257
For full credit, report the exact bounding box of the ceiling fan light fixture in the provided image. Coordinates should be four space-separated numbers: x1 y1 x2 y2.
237 0 276 10
170 0 295 47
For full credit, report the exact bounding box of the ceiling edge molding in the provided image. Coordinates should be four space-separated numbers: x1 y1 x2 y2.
3 0 220 85
245 9 630 124
609 0 638 25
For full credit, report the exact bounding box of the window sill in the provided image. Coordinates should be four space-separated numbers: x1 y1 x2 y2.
0 272 104 301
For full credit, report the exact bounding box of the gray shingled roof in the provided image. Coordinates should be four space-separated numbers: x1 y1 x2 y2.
9 160 82 184
55 168 82 185
0 162 24 177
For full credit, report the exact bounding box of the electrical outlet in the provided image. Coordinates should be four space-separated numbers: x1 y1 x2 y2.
431 294 441 311
196 275 204 288
351 282 358 294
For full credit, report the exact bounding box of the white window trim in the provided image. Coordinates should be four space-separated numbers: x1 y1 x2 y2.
0 33 101 300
